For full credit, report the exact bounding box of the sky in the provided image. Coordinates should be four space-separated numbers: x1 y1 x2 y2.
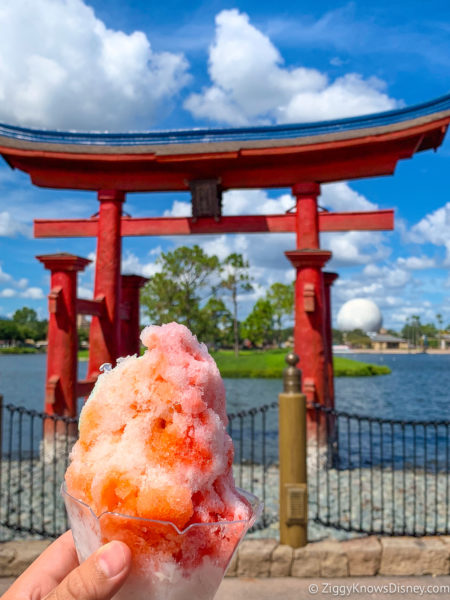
0 0 449 330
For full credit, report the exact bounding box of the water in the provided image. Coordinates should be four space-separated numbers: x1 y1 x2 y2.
2 352 450 420
335 353 450 422
1 353 450 466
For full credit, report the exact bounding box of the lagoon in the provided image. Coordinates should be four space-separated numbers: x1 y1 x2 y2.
0 352 449 421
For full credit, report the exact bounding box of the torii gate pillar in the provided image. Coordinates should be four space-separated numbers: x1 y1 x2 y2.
88 190 124 379
120 275 148 357
285 183 331 422
324 272 339 409
37 253 90 422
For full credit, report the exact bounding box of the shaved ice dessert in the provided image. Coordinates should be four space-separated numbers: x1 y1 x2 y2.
63 323 261 600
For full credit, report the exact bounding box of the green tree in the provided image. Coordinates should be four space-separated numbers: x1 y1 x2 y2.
220 253 253 356
199 298 233 349
12 307 38 325
77 327 89 348
241 299 274 347
332 328 344 344
401 316 437 347
0 320 22 342
421 322 438 337
266 282 294 346
345 329 372 348
11 307 47 341
386 329 400 337
141 245 220 334
402 316 421 347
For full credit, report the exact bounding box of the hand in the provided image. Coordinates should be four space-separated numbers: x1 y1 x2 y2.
2 530 132 600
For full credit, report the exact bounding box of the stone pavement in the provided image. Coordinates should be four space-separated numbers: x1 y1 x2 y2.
2 577 450 599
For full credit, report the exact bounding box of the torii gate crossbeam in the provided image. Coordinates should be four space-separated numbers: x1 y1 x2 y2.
34 210 394 238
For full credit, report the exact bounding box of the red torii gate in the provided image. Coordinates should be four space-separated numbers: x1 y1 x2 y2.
0 94 449 426
35 196 392 420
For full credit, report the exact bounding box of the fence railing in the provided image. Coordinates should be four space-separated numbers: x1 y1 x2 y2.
1 397 450 540
227 402 279 531
0 398 279 539
310 404 450 537
0 401 77 539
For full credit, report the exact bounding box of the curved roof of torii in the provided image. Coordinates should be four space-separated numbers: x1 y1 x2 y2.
0 93 449 192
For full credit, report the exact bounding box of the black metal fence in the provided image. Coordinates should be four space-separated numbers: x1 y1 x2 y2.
0 400 76 539
228 402 279 531
1 397 450 540
310 404 450 537
0 398 280 539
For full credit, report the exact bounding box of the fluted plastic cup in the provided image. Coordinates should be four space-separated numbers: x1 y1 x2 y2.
62 482 262 600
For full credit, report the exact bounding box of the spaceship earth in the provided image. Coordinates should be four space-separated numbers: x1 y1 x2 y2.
336 298 383 333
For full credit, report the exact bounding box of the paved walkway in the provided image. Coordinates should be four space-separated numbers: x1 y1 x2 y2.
2 576 450 599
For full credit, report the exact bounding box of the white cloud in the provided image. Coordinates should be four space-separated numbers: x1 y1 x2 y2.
0 265 12 284
163 189 294 218
388 305 439 327
321 182 378 212
324 231 391 267
0 264 33 294
0 211 31 237
185 9 399 126
224 190 294 215
200 234 249 262
407 203 450 264
165 182 375 219
330 57 344 67
77 285 93 300
362 264 411 288
163 201 191 217
0 0 189 130
319 183 384 266
20 287 44 299
397 256 436 270
121 251 161 278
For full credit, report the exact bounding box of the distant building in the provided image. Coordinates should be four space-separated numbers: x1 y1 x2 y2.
77 314 90 330
370 333 408 351
439 334 450 350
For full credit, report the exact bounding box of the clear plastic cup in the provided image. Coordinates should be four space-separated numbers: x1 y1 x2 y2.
62 482 262 600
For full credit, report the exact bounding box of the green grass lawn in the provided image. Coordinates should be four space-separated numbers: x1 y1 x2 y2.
78 347 390 377
0 347 39 354
210 349 391 378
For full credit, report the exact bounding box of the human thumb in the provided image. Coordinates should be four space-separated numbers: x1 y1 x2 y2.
44 540 132 600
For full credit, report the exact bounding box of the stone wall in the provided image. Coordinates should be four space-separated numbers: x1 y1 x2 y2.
1 537 450 579
227 537 450 578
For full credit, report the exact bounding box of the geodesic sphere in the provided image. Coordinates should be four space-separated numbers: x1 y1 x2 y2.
336 298 382 333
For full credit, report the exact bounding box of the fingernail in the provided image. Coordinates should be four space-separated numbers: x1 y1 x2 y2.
97 541 127 578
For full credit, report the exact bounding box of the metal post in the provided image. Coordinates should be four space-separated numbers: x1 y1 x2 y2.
0 393 3 461
279 352 308 547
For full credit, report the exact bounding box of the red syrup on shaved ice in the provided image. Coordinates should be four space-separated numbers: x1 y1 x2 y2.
63 322 261 600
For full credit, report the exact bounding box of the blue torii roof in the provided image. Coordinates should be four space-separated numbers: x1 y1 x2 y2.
0 93 449 148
